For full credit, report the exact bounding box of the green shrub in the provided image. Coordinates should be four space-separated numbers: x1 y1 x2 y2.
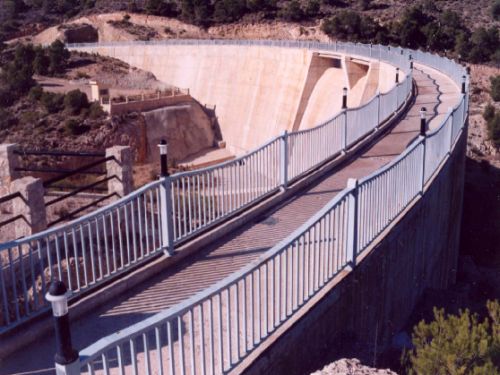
483 103 496 122
492 0 500 21
278 0 304 22
491 75 500 102
304 0 320 18
20 111 39 125
33 46 49 75
128 0 139 12
487 113 500 147
468 27 499 63
28 85 43 101
404 300 500 374
213 0 247 23
48 40 70 75
321 10 382 43
64 119 80 135
41 92 64 113
64 90 89 115
0 86 15 107
88 102 105 119
146 0 178 16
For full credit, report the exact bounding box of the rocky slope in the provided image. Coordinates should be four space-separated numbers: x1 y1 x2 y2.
312 359 398 375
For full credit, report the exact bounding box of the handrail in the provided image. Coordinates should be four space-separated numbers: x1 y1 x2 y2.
0 179 163 250
14 149 106 157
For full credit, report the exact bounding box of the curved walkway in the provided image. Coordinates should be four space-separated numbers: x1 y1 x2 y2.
0 64 460 375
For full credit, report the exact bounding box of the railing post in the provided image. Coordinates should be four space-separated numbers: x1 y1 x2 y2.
0 144 19 195
280 130 289 190
342 110 348 152
346 178 358 266
46 281 80 375
106 146 134 197
376 91 381 128
10 176 47 238
158 141 175 256
420 107 427 191
447 107 454 153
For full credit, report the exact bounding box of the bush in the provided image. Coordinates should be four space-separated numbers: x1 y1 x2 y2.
146 0 178 16
33 46 49 75
304 0 320 18
29 85 43 101
468 27 499 63
0 87 15 107
213 0 247 23
322 10 382 43
128 0 139 12
404 300 500 374
48 40 70 75
278 0 304 22
20 111 39 125
487 113 500 147
483 103 496 122
64 119 80 135
88 102 106 119
392 6 431 49
64 90 89 115
41 92 64 113
492 0 500 21
491 75 500 102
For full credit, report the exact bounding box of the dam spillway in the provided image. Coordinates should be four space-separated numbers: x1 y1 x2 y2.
73 43 402 155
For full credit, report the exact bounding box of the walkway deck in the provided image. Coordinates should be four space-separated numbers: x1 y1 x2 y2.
0 64 460 375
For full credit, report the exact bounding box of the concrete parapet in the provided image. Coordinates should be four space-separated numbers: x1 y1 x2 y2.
10 177 47 238
0 144 19 195
106 146 134 197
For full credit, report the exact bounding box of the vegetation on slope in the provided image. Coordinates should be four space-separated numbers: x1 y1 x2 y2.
403 300 500 374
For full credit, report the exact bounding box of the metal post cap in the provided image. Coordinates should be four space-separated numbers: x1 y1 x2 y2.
158 139 168 155
420 107 427 119
48 280 67 297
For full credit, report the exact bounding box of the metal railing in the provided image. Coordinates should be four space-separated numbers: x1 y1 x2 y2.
0 180 165 331
70 43 468 375
0 39 440 334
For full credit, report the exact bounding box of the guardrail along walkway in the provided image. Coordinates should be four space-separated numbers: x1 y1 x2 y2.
1 64 460 375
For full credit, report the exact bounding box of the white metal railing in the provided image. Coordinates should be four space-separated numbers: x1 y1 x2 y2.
0 39 442 334
52 43 469 374
73 88 468 374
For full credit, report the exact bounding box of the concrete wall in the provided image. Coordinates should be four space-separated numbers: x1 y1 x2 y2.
142 99 215 163
241 127 466 375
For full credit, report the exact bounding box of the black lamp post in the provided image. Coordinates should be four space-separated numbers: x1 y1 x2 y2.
420 107 427 136
342 87 348 110
46 281 78 366
396 67 400 84
159 139 168 177
461 75 466 94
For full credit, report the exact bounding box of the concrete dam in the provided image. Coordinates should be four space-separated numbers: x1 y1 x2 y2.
0 40 467 375
74 43 401 155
